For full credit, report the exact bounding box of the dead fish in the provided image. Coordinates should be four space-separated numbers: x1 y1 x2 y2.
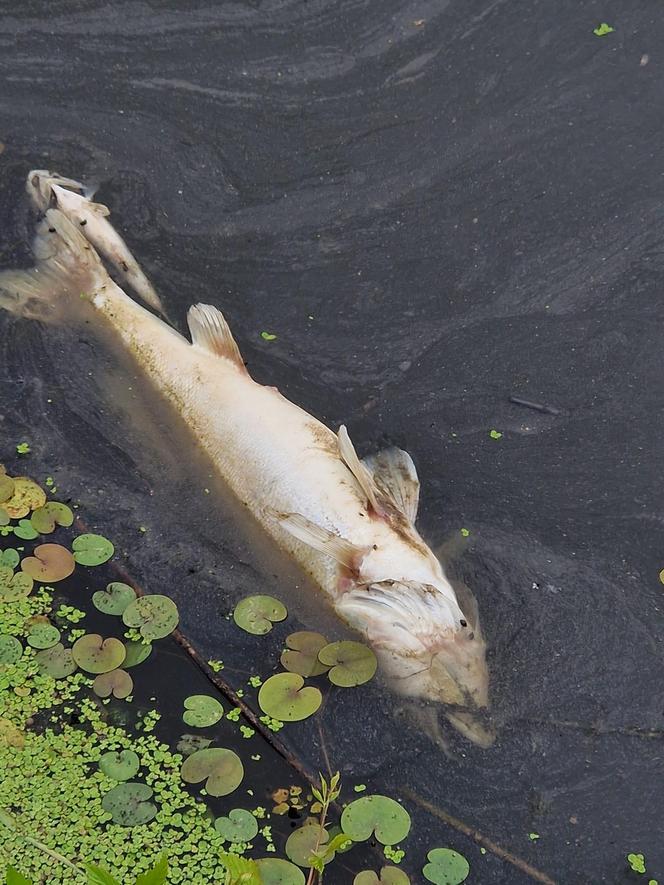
0 170 493 746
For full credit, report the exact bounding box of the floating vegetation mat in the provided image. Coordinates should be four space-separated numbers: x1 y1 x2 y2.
0 459 471 884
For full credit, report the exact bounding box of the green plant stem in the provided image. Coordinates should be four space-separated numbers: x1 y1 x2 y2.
20 833 85 877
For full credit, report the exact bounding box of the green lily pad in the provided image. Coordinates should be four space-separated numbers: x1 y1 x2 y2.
122 595 179 640
281 631 330 677
0 509 8 526
0 549 19 569
3 477 45 518
13 519 38 540
422 849 470 885
26 622 61 649
21 544 75 583
0 473 15 503
180 747 244 797
341 796 411 845
0 566 33 602
255 859 305 885
354 869 411 885
183 694 224 727
93 582 137 616
122 640 152 668
72 633 126 674
318 641 377 687
233 594 287 635
286 824 330 867
258 673 322 722
176 734 213 756
5 866 31 885
215 808 259 843
99 750 140 781
35 643 77 678
101 782 157 826
30 502 74 534
72 533 114 566
0 634 23 665
93 668 133 699
0 717 25 749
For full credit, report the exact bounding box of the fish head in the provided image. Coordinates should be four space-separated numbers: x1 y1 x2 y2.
26 170 93 212
337 578 493 745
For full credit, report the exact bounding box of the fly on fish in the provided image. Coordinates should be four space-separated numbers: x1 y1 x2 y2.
0 170 494 748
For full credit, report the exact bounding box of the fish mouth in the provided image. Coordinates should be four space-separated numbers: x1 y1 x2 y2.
444 707 496 748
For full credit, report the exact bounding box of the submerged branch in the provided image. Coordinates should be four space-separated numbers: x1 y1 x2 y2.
402 789 557 885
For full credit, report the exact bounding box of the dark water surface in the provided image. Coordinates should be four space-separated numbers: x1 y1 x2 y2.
2 1 664 882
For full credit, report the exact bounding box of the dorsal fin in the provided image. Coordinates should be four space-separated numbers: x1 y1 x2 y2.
187 303 246 371
363 447 420 523
337 426 384 515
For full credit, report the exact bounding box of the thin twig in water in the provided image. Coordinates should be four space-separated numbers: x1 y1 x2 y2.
514 716 664 740
509 395 561 416
403 789 557 885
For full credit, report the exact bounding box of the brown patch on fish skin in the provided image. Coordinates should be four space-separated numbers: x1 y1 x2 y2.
305 420 341 458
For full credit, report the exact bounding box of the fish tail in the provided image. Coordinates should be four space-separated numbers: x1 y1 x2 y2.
0 208 114 323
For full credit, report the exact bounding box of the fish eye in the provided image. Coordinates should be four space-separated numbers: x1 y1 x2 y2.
460 619 467 627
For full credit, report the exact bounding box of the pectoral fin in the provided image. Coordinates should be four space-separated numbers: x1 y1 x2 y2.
187 303 247 373
270 510 365 570
363 447 420 523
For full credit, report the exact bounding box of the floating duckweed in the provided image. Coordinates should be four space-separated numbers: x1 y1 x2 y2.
422 848 470 884
233 595 287 635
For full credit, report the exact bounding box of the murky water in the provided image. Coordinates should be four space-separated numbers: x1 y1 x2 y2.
2 1 664 882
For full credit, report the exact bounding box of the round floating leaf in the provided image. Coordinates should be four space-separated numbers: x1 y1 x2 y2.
72 533 114 566
122 595 179 640
0 634 23 665
176 734 212 757
35 643 77 678
101 782 157 826
183 694 224 728
233 595 287 635
258 673 322 722
281 631 330 677
423 849 470 885
180 747 244 797
354 869 410 885
255 859 305 885
318 641 377 687
26 622 61 649
0 567 33 602
122 640 152 668
72 633 126 674
0 549 19 569
0 717 25 749
93 582 137 616
99 750 140 782
30 502 74 534
3 477 46 518
0 473 15 503
13 519 38 540
286 824 330 867
341 796 411 845
215 808 259 843
93 668 133 699
0 509 8 526
21 544 75 583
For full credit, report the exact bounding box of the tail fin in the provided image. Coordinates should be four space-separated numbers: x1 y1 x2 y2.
0 208 113 322
26 170 165 317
